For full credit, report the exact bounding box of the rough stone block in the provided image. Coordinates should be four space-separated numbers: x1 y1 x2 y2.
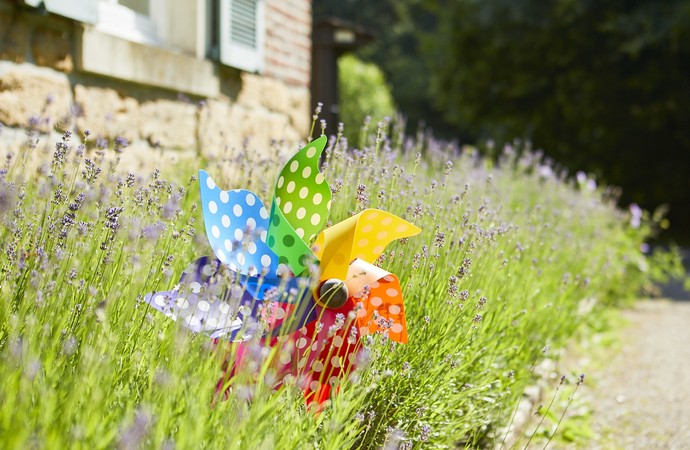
0 62 73 132
0 126 84 177
286 86 310 137
73 84 140 143
228 104 300 151
115 142 198 175
32 27 73 73
139 99 197 150
198 98 241 159
237 72 290 114
0 14 28 63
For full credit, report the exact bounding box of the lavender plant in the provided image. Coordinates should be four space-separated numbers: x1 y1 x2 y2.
0 115 663 449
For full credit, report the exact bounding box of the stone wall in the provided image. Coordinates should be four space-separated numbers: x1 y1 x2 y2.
0 1 313 175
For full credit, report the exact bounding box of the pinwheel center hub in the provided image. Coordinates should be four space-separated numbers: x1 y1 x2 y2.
317 278 349 309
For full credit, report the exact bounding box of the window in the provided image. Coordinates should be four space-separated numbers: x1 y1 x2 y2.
25 0 158 45
96 0 159 46
219 0 265 73
25 0 266 73
24 0 98 24
118 0 148 15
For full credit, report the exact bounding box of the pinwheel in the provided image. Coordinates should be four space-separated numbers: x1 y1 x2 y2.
144 135 421 403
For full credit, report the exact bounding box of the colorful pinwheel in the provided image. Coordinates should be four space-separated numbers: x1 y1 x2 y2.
145 136 421 403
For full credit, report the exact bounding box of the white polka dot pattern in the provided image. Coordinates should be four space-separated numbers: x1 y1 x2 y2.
144 256 258 341
198 170 278 276
353 266 409 343
142 136 423 406
264 136 334 276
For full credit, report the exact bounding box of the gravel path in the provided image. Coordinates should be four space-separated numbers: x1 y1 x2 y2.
577 300 690 449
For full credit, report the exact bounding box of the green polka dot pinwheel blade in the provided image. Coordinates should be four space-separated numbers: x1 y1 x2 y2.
267 135 332 275
266 202 313 276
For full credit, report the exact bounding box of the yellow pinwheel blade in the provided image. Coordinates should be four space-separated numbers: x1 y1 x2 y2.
313 209 421 282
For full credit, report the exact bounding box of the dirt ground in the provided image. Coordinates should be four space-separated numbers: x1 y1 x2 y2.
565 300 690 449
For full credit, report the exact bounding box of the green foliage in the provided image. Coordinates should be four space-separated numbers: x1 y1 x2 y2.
0 124 665 448
315 0 455 137
317 0 690 242
337 54 396 148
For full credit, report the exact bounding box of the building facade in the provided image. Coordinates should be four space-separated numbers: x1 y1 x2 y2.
0 0 312 172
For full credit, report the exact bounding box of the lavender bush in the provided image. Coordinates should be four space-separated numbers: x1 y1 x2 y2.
0 115 666 448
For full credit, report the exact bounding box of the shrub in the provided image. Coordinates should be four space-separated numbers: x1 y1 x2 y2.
0 124 662 448
338 54 396 148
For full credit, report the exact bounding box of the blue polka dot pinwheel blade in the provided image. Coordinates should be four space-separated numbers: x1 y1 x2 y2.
240 275 308 302
145 256 264 341
238 274 318 334
198 170 278 277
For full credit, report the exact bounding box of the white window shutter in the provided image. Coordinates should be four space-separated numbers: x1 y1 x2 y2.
219 0 265 73
25 0 99 24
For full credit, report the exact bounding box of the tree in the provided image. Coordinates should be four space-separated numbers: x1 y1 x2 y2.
426 0 690 241
314 0 458 137
314 0 690 241
338 54 396 146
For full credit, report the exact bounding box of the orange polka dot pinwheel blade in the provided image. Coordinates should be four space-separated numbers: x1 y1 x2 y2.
314 209 421 282
348 259 409 343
